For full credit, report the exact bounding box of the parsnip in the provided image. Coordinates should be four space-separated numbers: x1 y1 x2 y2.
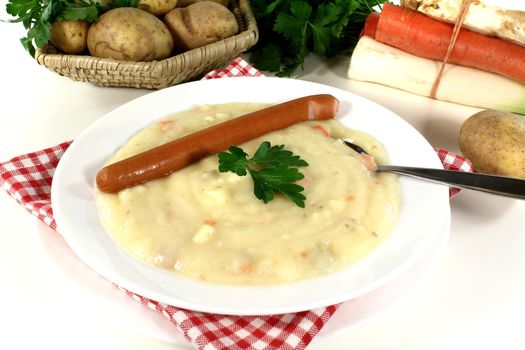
400 0 525 47
347 36 525 115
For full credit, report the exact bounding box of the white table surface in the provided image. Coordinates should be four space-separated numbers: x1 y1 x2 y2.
1 6 525 350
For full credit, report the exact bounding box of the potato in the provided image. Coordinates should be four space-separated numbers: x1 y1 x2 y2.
50 20 90 54
176 0 229 7
163 1 238 51
87 7 174 62
459 109 525 178
137 0 178 16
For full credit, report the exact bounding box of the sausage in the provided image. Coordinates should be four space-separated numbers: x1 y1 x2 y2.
96 94 340 193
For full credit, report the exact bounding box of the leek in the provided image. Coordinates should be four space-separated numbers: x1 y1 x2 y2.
347 36 525 115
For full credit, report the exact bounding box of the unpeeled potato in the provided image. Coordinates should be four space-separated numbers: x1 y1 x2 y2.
459 109 525 178
163 1 238 51
50 20 90 54
87 7 174 62
176 0 229 7
137 0 178 16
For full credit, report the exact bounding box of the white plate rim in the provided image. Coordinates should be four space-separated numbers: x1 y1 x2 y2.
51 77 450 315
104 205 452 346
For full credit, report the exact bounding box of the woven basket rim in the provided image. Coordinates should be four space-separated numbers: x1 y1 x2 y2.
34 0 258 89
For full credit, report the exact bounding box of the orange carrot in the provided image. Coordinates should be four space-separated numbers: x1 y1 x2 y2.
239 263 254 274
360 11 379 38
358 153 377 172
203 219 216 226
312 124 330 137
159 120 174 133
368 4 525 84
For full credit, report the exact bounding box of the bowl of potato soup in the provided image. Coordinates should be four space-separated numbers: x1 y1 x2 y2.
52 77 450 315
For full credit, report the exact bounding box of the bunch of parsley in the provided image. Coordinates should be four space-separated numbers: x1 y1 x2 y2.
249 0 387 76
5 0 135 56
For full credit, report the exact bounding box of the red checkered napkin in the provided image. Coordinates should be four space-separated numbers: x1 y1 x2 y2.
0 57 473 350
435 148 474 196
203 57 264 79
0 141 70 231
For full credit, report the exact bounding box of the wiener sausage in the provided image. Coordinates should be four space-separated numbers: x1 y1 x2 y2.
96 94 340 193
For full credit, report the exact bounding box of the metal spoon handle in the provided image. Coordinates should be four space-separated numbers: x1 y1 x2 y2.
377 165 525 200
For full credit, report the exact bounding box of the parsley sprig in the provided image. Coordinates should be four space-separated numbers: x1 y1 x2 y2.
249 0 387 76
4 0 135 56
218 141 309 208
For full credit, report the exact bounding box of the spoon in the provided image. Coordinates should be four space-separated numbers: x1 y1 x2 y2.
343 139 525 200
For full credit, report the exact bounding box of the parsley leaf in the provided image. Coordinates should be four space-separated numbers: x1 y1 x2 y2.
249 0 388 76
251 166 306 207
218 141 308 208
59 3 99 22
217 146 249 176
4 0 135 56
251 142 308 168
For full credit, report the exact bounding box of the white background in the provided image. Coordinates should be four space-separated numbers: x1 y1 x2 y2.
1 1 525 349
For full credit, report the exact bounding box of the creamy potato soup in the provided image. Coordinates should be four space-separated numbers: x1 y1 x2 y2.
96 103 401 285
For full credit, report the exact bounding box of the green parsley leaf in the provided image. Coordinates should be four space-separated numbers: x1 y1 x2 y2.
310 20 332 56
251 142 308 168
249 0 388 76
27 19 51 48
217 141 308 208
4 0 135 56
252 166 306 207
250 43 282 72
289 0 311 21
217 146 249 176
59 4 99 22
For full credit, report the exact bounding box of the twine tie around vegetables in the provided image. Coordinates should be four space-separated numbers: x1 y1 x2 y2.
430 0 473 98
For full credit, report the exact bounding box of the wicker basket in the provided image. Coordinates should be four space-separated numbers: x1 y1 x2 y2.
35 0 258 89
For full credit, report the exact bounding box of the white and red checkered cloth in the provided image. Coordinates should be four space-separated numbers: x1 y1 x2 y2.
0 57 473 350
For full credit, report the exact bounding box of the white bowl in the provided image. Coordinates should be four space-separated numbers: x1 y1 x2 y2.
52 77 450 315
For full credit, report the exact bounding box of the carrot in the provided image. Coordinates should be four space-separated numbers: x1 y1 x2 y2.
360 11 379 38
203 219 216 226
311 124 330 137
368 3 525 84
358 153 377 172
239 263 254 274
400 0 525 47
159 120 174 133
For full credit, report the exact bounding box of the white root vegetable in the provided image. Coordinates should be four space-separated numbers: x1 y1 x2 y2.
400 0 525 47
347 36 525 115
